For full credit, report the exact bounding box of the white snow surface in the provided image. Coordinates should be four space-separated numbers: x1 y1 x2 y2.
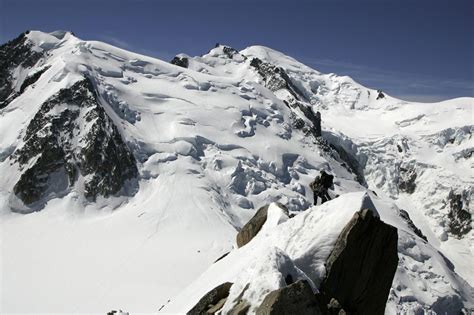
165 193 472 314
0 31 472 314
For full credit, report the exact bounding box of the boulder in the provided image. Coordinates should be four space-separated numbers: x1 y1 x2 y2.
237 203 290 248
226 283 251 315
236 205 269 247
228 301 251 315
320 208 398 315
187 282 233 315
255 280 322 315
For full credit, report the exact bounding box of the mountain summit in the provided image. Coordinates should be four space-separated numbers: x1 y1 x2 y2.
0 31 472 314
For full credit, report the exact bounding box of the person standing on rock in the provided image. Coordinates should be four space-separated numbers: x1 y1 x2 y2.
310 170 334 205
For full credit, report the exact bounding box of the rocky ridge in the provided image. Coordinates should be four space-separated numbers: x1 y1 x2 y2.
10 77 137 211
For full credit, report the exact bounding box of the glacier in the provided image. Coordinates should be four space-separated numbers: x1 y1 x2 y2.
0 30 472 314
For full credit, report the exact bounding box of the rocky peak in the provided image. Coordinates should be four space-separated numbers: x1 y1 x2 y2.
0 31 44 108
11 77 137 211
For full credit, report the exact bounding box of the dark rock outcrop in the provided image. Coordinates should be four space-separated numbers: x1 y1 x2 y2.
320 208 398 315
12 78 137 208
326 140 366 186
398 166 417 194
314 111 322 137
315 295 347 315
213 251 230 263
228 301 251 315
0 31 44 108
256 280 322 315
249 56 327 141
19 66 50 93
376 90 385 100
170 56 189 68
249 57 307 102
447 190 472 237
225 283 251 315
222 46 239 59
187 282 233 315
284 100 322 139
236 204 270 248
399 209 427 241
326 298 347 315
236 203 288 248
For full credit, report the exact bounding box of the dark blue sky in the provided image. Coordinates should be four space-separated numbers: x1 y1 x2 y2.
1 0 472 102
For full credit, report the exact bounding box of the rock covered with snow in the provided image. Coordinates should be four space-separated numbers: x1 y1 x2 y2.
187 282 233 315
320 208 398 314
187 199 398 314
236 202 288 248
256 280 321 314
9 78 137 211
0 31 44 108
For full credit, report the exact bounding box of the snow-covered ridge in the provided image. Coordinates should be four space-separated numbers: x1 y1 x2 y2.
0 30 472 314
165 192 472 314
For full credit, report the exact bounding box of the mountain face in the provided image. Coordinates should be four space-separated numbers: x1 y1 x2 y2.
0 31 472 314
0 32 44 108
12 78 137 209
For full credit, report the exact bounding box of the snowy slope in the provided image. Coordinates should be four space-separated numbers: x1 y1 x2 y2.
188 44 474 286
0 31 472 314
164 192 472 314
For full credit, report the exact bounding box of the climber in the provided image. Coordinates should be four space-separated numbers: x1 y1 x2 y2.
310 170 334 205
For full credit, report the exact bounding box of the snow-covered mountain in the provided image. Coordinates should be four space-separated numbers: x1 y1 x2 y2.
0 30 472 314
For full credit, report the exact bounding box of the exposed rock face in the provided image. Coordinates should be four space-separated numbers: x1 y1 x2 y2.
236 205 269 247
249 57 307 102
399 209 427 241
398 166 417 194
326 298 347 315
12 78 137 208
190 206 398 314
171 56 189 68
228 301 251 315
249 56 328 142
293 101 323 139
256 280 322 315
320 208 398 315
227 283 251 315
326 141 366 186
447 190 472 237
187 282 233 315
222 46 240 59
376 90 385 100
236 203 290 248
213 251 230 263
314 111 322 137
19 66 50 94
0 31 44 108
